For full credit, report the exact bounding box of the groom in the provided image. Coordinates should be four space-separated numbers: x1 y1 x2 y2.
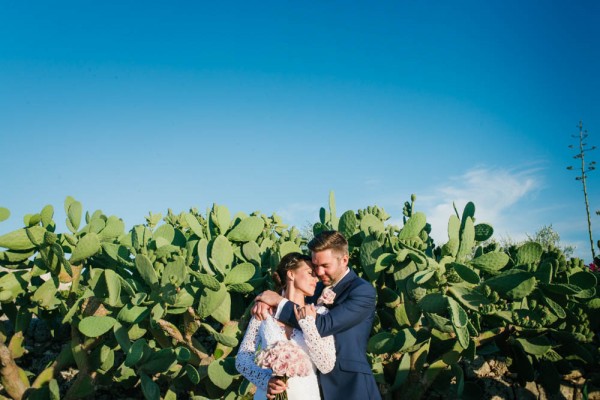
253 230 381 400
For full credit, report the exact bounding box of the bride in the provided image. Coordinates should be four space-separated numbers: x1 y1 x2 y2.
236 252 335 399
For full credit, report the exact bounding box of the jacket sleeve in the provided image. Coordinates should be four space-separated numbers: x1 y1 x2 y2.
235 317 272 391
313 282 375 337
278 281 376 337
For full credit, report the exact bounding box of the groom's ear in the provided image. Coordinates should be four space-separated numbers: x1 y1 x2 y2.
341 253 349 266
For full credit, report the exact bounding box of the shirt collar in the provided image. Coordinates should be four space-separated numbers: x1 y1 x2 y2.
330 267 350 288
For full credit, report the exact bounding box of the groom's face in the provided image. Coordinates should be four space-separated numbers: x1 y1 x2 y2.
312 249 348 286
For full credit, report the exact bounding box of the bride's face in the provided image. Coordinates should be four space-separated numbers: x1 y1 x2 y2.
288 261 318 297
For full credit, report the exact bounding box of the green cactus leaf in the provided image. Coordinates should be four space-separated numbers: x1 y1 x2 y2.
279 241 302 258
32 276 60 309
469 252 509 274
393 328 419 352
153 223 175 244
0 207 10 222
140 348 177 374
425 312 454 333
542 295 566 319
184 213 205 238
516 336 551 356
474 223 494 241
104 269 122 307
211 235 234 273
113 322 131 352
338 210 358 239
517 242 543 265
398 212 426 239
419 293 448 314
457 217 475 262
485 270 536 299
78 316 117 338
140 372 160 400
99 216 125 240
391 353 411 390
211 291 232 325
185 364 201 384
242 241 261 264
535 261 553 284
207 357 237 390
329 191 338 229
448 297 468 328
0 249 35 265
360 214 384 234
378 287 400 308
125 339 147 367
198 283 228 319
375 253 395 273
226 216 264 242
451 262 480 284
367 332 396 354
569 270 597 290
0 226 46 251
227 282 255 293
118 304 150 324
461 202 476 224
442 238 459 258
191 271 221 291
511 343 535 382
40 205 54 227
447 286 491 312
448 214 460 241
66 200 82 233
135 254 158 286
413 269 436 284
212 204 231 235
540 282 581 295
455 324 470 349
161 256 187 287
197 238 213 275
573 287 596 299
360 234 383 281
224 262 255 285
70 232 101 263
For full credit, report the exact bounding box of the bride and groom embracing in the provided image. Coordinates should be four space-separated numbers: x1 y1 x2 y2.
236 231 381 400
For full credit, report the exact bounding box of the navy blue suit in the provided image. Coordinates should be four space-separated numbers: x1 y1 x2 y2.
279 268 381 400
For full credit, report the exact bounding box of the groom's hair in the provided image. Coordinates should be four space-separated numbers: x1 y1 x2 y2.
308 230 348 256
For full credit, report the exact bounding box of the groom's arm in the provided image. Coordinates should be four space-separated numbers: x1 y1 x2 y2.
313 283 375 337
278 282 376 335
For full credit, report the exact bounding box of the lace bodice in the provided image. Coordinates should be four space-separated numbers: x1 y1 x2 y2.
236 306 335 399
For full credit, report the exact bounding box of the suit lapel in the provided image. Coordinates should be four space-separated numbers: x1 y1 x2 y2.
331 268 357 298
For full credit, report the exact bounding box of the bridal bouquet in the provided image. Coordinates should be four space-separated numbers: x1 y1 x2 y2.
256 340 312 399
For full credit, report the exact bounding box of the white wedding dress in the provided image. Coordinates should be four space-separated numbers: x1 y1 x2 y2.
236 306 335 400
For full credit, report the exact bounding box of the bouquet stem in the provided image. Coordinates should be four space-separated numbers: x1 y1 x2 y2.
275 376 288 400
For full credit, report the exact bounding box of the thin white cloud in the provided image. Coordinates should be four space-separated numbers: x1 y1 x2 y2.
277 202 321 228
420 167 542 246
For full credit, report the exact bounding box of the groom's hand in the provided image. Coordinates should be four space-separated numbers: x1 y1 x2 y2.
252 291 283 320
266 377 286 398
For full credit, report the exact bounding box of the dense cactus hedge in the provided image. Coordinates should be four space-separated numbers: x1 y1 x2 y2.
0 194 598 399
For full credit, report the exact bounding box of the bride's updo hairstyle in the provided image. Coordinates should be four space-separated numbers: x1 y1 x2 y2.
272 252 312 293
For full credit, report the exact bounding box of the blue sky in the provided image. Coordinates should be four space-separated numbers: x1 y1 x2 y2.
1 1 599 261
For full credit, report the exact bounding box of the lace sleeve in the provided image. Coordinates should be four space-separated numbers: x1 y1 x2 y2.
235 317 272 391
298 308 336 374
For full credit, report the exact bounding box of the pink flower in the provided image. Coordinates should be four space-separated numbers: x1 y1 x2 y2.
589 263 598 272
317 287 336 306
255 340 312 378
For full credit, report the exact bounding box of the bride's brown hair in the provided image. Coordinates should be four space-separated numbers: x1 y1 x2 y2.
272 252 312 293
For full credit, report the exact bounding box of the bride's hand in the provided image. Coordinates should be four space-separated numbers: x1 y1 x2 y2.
267 377 287 398
294 304 316 320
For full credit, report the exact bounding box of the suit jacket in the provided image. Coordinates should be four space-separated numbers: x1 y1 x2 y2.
279 268 381 400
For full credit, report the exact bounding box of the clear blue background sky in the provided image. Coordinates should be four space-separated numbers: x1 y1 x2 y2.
1 1 599 261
